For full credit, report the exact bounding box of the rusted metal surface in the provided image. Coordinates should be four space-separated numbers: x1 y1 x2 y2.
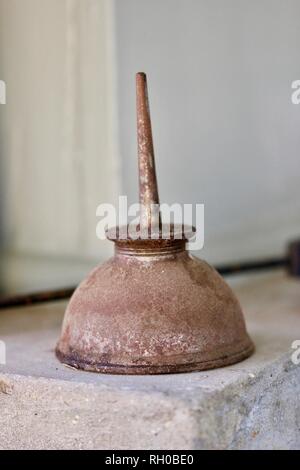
56 73 254 374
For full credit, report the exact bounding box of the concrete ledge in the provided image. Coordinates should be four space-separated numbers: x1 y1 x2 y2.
0 271 300 449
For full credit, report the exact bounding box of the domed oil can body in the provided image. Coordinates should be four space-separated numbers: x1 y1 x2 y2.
56 249 254 374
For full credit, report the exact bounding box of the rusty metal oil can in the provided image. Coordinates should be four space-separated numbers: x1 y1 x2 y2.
56 73 254 374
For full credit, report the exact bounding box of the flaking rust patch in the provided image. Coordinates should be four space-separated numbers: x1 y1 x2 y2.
0 377 14 395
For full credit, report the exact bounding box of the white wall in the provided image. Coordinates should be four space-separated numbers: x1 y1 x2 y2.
0 0 119 257
0 0 120 292
115 0 300 263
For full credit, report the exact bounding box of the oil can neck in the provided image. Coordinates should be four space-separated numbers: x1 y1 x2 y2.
114 239 186 257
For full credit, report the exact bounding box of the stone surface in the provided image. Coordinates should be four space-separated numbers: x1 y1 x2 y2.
0 270 299 449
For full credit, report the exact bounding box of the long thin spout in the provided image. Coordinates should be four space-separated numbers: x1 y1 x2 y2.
136 72 160 232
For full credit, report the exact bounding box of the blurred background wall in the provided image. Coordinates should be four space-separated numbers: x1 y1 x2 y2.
0 0 300 293
0 0 120 293
115 0 300 263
